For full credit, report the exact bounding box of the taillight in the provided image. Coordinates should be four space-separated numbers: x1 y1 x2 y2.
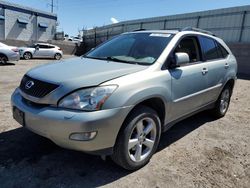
12 48 19 52
58 48 62 51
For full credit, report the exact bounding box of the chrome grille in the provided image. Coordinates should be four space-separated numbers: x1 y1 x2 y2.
20 75 59 98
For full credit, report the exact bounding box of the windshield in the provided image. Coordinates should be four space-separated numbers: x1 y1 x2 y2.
85 32 173 65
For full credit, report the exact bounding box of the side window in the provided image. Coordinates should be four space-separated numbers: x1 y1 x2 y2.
47 45 54 49
217 42 229 58
174 36 201 63
199 36 219 61
38 45 47 49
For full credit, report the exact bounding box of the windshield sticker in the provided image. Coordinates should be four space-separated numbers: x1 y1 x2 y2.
149 33 171 37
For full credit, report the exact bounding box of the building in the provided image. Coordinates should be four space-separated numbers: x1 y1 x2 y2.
0 0 57 42
84 5 250 43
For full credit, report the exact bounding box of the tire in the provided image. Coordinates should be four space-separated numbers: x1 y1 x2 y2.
0 54 8 64
111 105 161 170
211 85 232 118
54 53 62 60
23 52 32 60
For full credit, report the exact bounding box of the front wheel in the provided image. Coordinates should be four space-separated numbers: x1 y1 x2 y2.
54 53 62 60
212 85 232 118
111 106 161 170
23 52 32 60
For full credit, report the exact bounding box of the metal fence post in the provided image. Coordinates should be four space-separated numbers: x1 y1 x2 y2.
122 24 125 33
196 16 200 28
163 19 167 30
94 28 97 46
239 11 246 42
140 22 143 29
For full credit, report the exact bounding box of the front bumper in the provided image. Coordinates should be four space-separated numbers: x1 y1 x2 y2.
11 89 133 155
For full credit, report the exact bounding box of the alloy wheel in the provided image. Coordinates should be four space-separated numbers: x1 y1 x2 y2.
220 88 230 114
128 117 157 162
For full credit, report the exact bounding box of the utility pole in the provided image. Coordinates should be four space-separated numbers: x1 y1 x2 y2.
51 0 54 13
48 0 56 13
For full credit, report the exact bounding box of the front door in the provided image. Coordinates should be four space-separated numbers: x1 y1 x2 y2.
168 36 209 121
33 44 50 58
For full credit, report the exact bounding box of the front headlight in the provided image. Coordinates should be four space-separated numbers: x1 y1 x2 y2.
58 85 117 111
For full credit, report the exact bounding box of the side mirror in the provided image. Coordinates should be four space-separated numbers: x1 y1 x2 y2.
175 52 190 66
35 46 39 50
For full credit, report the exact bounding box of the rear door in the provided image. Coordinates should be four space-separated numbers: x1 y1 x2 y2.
169 35 209 120
198 36 229 103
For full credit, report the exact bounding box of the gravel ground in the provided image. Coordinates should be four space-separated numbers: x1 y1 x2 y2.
0 58 249 188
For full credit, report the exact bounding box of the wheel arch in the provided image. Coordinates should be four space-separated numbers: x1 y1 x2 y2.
0 53 8 61
113 96 166 152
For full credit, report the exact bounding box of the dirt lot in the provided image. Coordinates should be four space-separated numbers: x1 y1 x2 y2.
0 58 249 188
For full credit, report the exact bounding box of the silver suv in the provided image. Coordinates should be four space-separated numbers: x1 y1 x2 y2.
11 28 237 170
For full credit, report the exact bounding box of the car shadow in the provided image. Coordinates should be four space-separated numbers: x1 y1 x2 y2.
158 111 215 152
0 62 15 66
0 111 216 187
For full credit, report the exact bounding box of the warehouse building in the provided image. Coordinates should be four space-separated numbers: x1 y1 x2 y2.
84 5 250 43
0 0 57 42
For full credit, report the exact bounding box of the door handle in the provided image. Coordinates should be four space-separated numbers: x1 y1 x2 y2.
225 63 229 69
202 68 208 75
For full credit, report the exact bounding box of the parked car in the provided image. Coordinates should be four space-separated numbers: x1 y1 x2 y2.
65 36 82 44
11 28 237 170
0 42 20 64
19 43 63 60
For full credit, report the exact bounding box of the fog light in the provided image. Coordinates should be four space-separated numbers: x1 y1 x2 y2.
69 132 97 141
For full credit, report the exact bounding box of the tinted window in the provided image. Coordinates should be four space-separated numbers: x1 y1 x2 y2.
217 42 229 58
47 45 55 49
38 44 48 49
200 37 218 60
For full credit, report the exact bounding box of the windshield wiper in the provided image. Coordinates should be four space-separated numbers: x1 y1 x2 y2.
83 55 148 65
106 56 137 64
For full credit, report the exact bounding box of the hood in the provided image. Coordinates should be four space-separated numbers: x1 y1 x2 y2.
27 57 148 89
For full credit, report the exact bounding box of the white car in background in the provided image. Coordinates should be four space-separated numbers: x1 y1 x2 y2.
0 42 20 64
19 43 63 60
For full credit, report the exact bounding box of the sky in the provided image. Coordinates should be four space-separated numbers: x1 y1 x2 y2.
5 0 250 36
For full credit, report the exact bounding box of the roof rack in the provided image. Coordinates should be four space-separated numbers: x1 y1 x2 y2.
133 29 146 32
181 27 216 36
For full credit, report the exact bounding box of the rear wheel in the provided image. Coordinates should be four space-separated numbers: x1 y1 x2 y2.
111 106 161 170
212 85 232 118
0 55 8 64
54 53 62 60
23 52 32 60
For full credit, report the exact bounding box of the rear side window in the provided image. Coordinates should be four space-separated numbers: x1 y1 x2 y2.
199 36 218 61
217 42 229 58
47 45 55 49
38 44 48 49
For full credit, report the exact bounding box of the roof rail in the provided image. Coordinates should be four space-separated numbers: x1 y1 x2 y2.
181 27 216 36
133 29 146 32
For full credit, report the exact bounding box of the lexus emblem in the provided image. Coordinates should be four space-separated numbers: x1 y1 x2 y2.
25 81 34 90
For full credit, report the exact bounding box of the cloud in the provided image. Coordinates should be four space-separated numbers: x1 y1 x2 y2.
110 17 119 24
